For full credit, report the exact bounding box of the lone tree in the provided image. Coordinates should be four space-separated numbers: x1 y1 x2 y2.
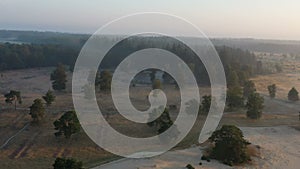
288 87 299 101
209 125 250 166
51 64 67 91
267 84 276 99
152 79 162 90
4 90 22 110
42 90 56 106
29 99 45 123
246 92 264 119
54 111 81 139
226 86 244 110
201 95 212 114
148 108 178 136
243 80 256 98
97 70 112 91
53 157 84 169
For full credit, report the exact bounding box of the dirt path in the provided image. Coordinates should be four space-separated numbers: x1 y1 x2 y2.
0 123 30 149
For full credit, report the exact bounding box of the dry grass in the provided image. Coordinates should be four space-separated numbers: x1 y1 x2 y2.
0 66 299 169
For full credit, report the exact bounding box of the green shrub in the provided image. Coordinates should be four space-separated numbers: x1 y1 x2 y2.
209 125 250 166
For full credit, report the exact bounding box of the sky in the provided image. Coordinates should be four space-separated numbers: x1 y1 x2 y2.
0 0 300 40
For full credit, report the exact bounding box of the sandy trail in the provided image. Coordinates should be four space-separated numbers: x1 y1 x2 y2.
93 126 300 169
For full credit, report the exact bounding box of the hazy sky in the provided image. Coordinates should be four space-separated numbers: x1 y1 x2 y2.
0 0 300 40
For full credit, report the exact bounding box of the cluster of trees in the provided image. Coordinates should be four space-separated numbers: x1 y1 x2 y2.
267 84 299 102
225 79 264 119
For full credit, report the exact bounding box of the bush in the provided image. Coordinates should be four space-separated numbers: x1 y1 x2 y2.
209 125 250 166
288 87 299 101
186 164 195 169
53 157 84 169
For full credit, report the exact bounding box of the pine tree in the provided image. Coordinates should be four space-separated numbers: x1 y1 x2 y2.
29 99 45 123
209 125 250 166
246 92 264 119
243 80 256 98
42 90 56 106
288 87 299 101
267 84 276 99
97 70 112 91
226 87 244 110
54 111 81 139
51 64 67 91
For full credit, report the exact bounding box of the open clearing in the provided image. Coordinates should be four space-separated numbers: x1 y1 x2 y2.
0 67 299 169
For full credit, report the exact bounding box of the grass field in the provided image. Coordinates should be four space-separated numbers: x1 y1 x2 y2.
0 61 299 169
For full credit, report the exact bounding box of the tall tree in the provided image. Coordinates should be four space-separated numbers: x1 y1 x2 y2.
201 95 212 114
288 87 299 101
152 79 162 90
42 90 56 106
267 84 276 99
226 87 244 110
227 68 239 88
54 111 81 139
4 90 22 110
29 99 45 123
97 70 112 91
243 80 256 98
51 64 67 91
148 108 176 134
53 157 84 169
246 92 264 119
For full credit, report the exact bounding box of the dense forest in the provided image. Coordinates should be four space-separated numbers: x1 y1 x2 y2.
0 35 262 86
0 43 78 70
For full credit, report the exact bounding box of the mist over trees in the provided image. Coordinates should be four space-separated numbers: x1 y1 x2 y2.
0 35 264 87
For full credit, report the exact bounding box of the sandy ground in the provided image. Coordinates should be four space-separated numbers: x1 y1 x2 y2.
94 126 300 169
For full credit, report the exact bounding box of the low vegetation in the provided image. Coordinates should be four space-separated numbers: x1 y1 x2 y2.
53 157 84 169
